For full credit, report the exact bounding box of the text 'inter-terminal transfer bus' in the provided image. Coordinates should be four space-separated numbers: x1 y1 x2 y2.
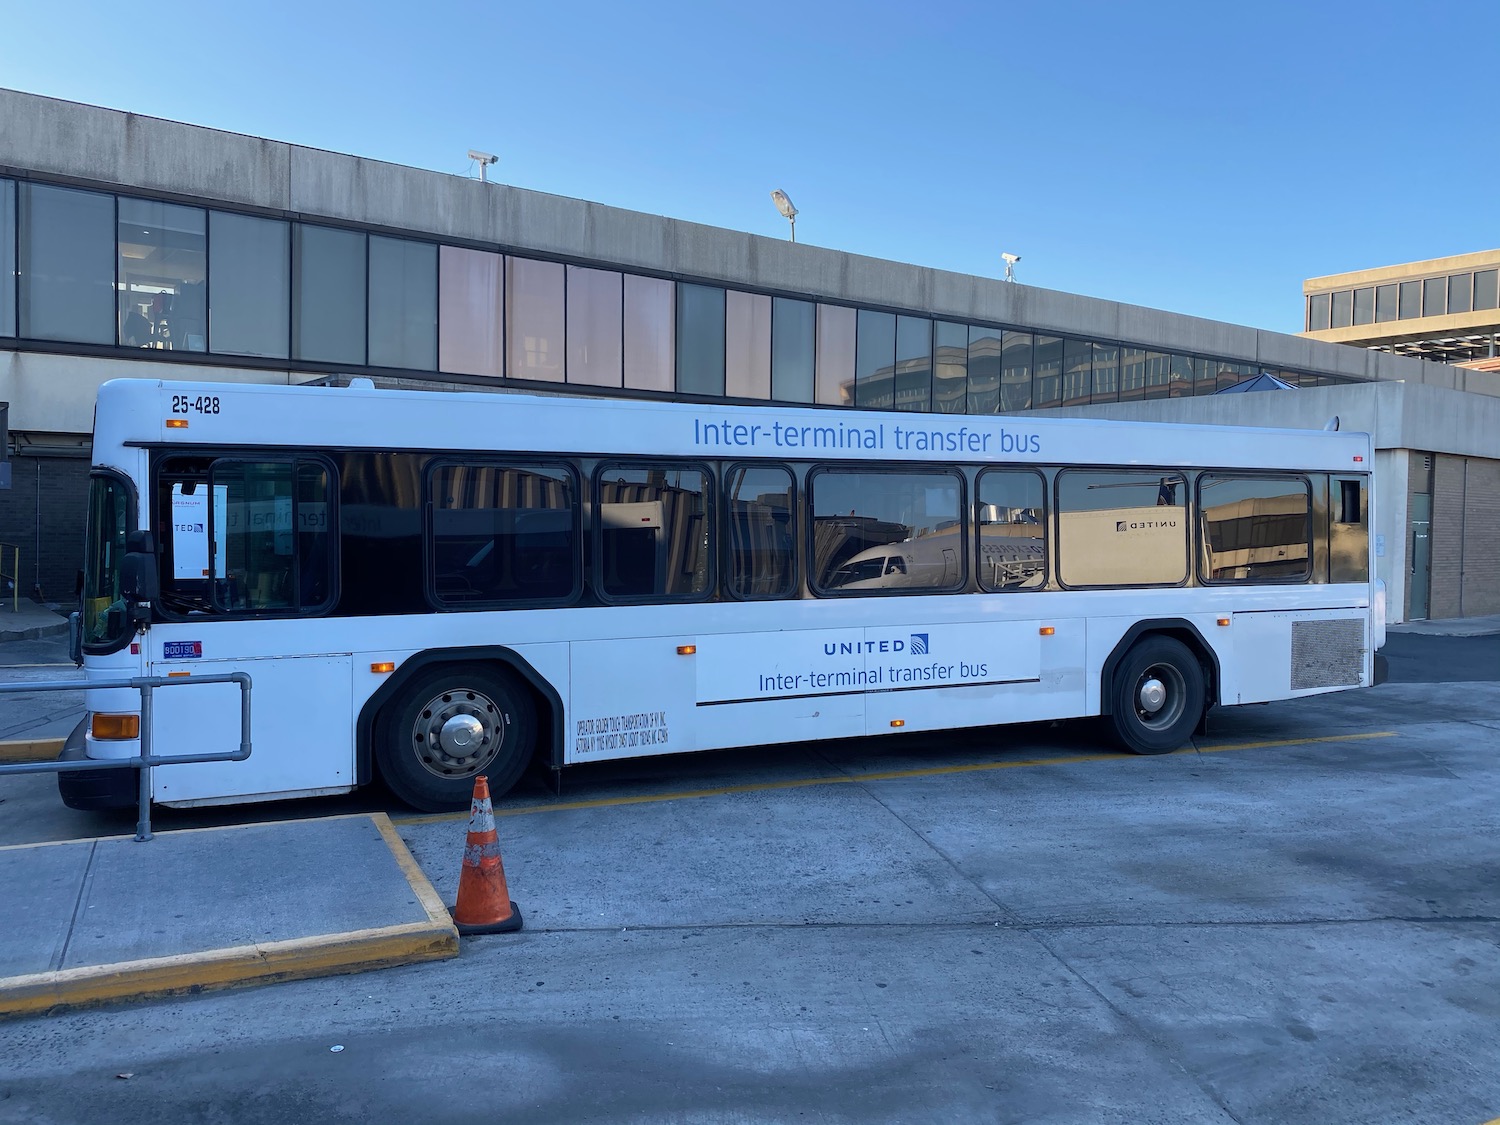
65 378 1387 812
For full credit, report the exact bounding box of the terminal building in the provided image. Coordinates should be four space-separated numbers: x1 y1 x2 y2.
1 88 1496 621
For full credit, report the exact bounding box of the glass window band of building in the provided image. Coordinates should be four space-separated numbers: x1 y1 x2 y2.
1 174 1359 405
1308 264 1500 326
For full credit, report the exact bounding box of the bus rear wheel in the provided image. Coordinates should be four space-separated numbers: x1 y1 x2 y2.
376 666 536 812
1108 636 1204 755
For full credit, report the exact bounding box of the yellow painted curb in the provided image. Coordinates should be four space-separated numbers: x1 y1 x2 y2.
0 813 458 1019
0 737 63 763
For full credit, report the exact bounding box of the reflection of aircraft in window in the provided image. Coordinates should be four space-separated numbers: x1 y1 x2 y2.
822 525 962 590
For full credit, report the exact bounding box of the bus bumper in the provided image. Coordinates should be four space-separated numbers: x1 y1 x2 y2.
1373 652 1390 686
57 716 136 810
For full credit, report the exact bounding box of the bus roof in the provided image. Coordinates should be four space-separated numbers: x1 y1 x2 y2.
93 378 1373 473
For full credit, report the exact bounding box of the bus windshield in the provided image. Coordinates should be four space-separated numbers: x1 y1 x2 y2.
82 473 133 650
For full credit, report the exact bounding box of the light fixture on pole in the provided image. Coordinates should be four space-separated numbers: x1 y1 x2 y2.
1001 252 1021 283
770 189 798 243
468 149 498 183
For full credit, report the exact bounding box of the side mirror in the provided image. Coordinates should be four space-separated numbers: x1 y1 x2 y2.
120 531 160 606
68 610 83 666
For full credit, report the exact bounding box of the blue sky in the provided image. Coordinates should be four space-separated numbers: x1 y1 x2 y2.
4 0 1494 334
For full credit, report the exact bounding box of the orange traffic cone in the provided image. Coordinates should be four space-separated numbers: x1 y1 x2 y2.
451 776 523 934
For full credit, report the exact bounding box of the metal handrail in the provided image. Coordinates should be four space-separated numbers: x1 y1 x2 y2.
0 672 252 842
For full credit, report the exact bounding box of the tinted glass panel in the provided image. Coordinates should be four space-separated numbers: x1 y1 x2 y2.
976 470 1045 591
1330 290 1352 328
1474 269 1499 312
208 211 290 359
1000 331 1033 412
565 265 623 387
855 310 896 409
1061 338 1091 404
430 463 576 604
1095 344 1122 402
1374 283 1396 323
726 464 795 598
676 283 725 396
1352 287 1374 325
815 304 856 406
1307 292 1330 331
293 225 365 364
624 274 674 392
438 245 503 377
116 198 206 351
369 235 436 370
1056 469 1186 587
1422 277 1445 318
1218 360 1254 392
1448 273 1472 314
507 257 564 382
1033 336 1063 407
811 469 963 594
771 297 815 402
0 180 14 337
1398 280 1420 319
597 465 711 598
932 321 968 413
1199 474 1310 583
20 183 114 344
725 290 770 399
208 460 333 613
895 316 932 412
82 474 131 648
1167 354 1193 398
966 324 1000 414
1142 352 1171 400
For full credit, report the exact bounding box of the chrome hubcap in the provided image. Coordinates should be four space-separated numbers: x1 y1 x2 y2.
1138 678 1167 714
412 688 506 779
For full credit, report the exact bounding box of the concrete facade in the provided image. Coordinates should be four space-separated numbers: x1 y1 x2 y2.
2 88 1499 616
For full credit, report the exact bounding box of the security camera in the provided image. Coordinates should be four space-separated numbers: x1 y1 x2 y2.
1001 252 1021 265
467 150 498 165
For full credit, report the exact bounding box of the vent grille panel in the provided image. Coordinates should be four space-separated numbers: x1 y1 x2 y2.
1291 618 1365 690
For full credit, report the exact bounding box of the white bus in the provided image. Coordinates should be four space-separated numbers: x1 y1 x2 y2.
63 378 1386 812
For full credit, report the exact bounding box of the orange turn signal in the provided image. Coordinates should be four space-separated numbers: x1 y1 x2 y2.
1217 618 1231 627
92 713 140 740
1039 626 1056 636
165 418 189 429
676 645 697 655
889 719 906 728
370 662 395 674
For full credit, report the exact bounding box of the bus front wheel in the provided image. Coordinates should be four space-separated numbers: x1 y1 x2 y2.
1108 636 1204 755
376 666 536 811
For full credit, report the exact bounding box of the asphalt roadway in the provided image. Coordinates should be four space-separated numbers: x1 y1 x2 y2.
0 631 1497 1124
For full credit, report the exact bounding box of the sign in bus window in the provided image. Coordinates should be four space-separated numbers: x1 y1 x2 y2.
596 465 711 599
976 469 1046 591
1199 474 1311 583
811 469 964 594
725 465 795 599
1056 469 1187 588
429 463 577 604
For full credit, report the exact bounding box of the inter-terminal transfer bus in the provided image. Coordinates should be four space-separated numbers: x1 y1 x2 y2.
64 378 1387 812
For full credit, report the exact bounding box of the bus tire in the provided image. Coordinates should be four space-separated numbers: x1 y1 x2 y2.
1107 636 1203 755
376 666 536 812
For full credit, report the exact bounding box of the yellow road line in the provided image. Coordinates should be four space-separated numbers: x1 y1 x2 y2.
397 730 1397 826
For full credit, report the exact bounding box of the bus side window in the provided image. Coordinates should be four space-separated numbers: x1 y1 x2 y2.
207 458 336 614
725 464 796 599
1329 476 1369 584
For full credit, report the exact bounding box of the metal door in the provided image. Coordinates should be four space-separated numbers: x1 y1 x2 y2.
1409 493 1431 620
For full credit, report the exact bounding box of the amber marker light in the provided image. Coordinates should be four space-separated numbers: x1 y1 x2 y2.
92 714 140 740
676 645 697 655
165 418 189 428
889 719 906 728
1039 626 1056 636
1217 618 1231 627
370 662 396 674
167 670 191 677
